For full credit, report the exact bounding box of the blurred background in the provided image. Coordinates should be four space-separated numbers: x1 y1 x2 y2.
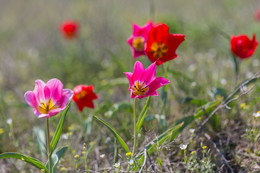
0 0 260 172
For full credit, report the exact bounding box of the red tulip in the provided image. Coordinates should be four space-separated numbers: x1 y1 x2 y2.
145 24 185 65
60 20 79 39
73 85 98 111
230 34 258 59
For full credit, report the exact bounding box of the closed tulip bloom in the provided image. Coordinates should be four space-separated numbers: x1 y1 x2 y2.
24 79 73 118
127 22 153 59
73 85 98 111
231 34 258 59
124 61 170 99
145 24 185 65
60 20 79 39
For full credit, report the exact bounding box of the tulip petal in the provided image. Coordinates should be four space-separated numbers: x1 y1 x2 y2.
48 108 65 117
146 77 170 95
141 62 156 85
24 91 38 108
56 89 73 108
34 80 46 104
46 78 63 103
132 61 145 81
124 72 133 87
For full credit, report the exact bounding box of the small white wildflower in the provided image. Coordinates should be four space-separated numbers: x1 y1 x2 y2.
189 129 195 133
179 144 187 150
105 137 111 143
100 154 105 158
188 64 196 72
6 118 12 125
220 78 227 86
128 159 134 165
253 111 260 118
61 134 68 140
246 72 254 78
240 86 248 92
160 115 165 119
105 111 113 117
114 162 120 168
155 114 160 120
137 133 142 138
191 82 197 87
114 104 119 110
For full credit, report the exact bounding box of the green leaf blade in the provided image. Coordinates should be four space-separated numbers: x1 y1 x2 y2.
0 152 48 172
136 96 151 135
50 101 71 153
94 115 130 153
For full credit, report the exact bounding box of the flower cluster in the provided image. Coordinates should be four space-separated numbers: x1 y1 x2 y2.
127 22 185 65
25 79 98 117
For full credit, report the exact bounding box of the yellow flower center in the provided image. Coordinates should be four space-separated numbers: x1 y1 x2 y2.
38 99 58 114
76 90 87 99
151 42 168 58
131 81 149 96
132 37 145 51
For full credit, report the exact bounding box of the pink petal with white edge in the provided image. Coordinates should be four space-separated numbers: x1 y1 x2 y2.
33 80 46 104
24 91 38 108
141 62 156 85
46 78 63 103
38 113 51 119
48 108 65 117
132 61 145 81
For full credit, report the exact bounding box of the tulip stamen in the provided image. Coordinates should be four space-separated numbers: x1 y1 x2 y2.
131 81 149 96
151 42 168 58
38 99 57 114
132 37 145 51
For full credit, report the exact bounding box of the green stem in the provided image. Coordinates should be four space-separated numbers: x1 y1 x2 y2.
132 98 137 156
46 118 52 173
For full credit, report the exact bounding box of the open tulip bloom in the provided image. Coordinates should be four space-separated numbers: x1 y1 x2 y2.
73 84 98 111
145 24 185 65
24 78 73 118
124 61 170 99
230 33 258 59
127 22 153 59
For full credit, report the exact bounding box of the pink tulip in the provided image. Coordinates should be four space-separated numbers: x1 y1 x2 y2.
127 22 153 59
24 78 73 118
124 61 170 99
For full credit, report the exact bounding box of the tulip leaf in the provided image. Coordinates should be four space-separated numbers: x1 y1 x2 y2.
135 122 184 164
94 115 130 153
50 100 71 154
136 96 151 135
171 99 222 140
46 146 68 173
193 99 222 119
0 152 48 172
